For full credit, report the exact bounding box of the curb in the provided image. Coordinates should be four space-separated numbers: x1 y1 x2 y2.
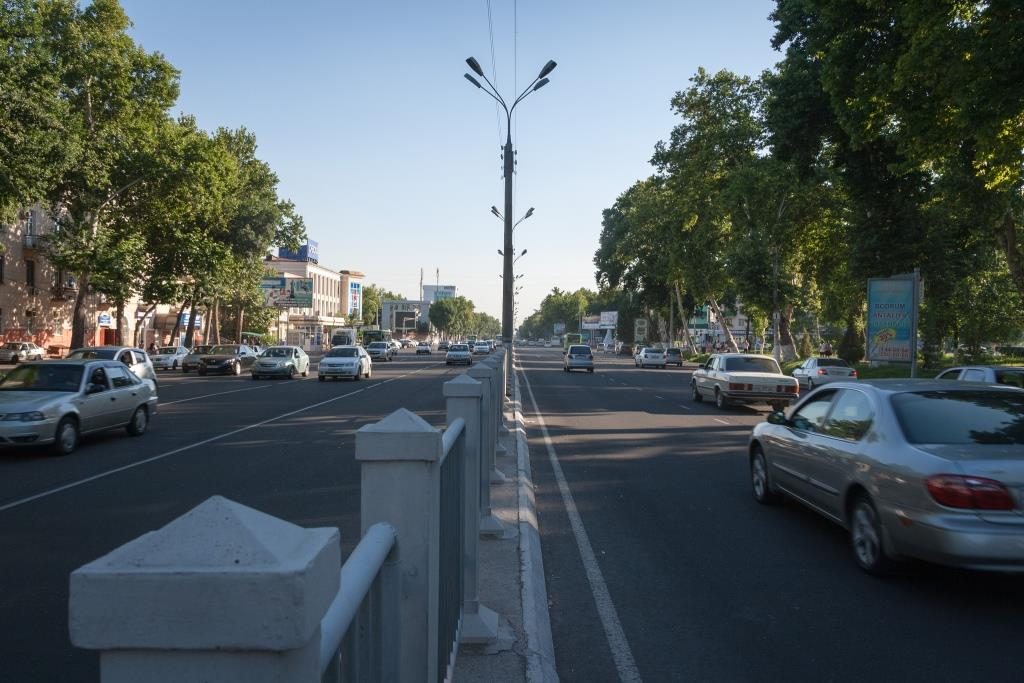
513 356 559 683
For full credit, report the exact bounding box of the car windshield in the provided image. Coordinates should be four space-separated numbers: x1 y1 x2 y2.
666 348 680 355
262 347 292 358
369 342 388 349
419 342 429 346
891 390 1024 445
190 346 212 354
0 364 84 392
67 348 116 360
327 348 358 357
209 345 239 355
724 356 781 373
3 342 23 350
158 347 178 354
818 358 850 367
450 345 468 352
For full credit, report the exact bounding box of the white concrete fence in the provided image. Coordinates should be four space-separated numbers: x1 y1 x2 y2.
68 349 510 683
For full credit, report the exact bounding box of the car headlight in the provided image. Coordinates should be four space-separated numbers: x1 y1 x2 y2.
3 411 46 422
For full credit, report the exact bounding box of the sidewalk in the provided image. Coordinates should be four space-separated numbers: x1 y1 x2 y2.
455 367 558 682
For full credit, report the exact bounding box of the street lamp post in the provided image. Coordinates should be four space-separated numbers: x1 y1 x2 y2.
466 57 556 394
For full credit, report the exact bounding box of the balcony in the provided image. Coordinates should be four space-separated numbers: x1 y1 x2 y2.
22 233 49 253
51 283 79 301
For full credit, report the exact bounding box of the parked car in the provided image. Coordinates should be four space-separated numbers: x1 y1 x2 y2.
691 353 798 411
446 343 473 366
400 338 417 349
438 340 450 351
318 345 371 381
366 341 396 362
936 365 1024 389
0 359 157 455
792 357 859 390
197 344 258 376
150 345 189 371
251 346 309 380
473 341 490 355
180 345 213 373
749 380 1024 574
416 341 432 355
563 344 595 373
634 347 667 369
66 346 158 394
0 341 46 363
665 348 684 367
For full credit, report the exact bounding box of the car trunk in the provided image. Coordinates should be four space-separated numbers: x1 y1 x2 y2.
816 365 856 378
917 444 1024 524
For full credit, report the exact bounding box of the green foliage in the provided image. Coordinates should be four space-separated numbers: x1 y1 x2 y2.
798 329 813 359
837 314 865 365
361 284 405 326
429 296 475 338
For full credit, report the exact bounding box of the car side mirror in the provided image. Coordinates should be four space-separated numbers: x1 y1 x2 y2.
86 383 105 395
766 410 788 426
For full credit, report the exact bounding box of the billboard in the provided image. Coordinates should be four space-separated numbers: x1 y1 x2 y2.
581 315 601 330
634 318 648 343
278 240 319 262
424 284 456 302
599 311 618 329
867 274 919 363
394 310 418 331
349 282 362 317
260 277 313 308
553 322 566 335
178 312 203 329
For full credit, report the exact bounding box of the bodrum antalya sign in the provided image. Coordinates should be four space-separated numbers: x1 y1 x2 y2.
866 274 919 363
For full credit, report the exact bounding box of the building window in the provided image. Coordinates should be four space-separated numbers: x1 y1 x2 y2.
26 260 35 288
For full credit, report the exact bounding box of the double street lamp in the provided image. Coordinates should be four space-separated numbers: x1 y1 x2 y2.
466 56 556 394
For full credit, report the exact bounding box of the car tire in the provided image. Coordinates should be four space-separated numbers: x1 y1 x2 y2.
366 365 372 379
750 445 781 504
233 362 241 376
252 374 260 380
588 368 594 373
770 401 787 412
182 367 190 373
849 494 895 575
127 406 148 436
52 417 78 456
288 367 295 379
318 375 325 382
172 360 178 370
198 368 207 376
715 388 729 410
354 368 361 381
691 382 702 402
807 379 815 391
302 368 308 377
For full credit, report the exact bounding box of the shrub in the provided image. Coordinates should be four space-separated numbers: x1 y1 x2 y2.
798 329 814 358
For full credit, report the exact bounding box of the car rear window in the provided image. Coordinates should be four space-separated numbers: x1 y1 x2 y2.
568 346 591 355
818 358 850 367
891 390 1024 445
326 348 358 357
996 370 1024 389
450 345 468 351
724 356 781 373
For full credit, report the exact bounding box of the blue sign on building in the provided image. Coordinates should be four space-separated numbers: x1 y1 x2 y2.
279 240 319 263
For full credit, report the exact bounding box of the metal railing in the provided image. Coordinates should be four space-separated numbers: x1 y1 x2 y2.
319 522 399 682
437 417 466 683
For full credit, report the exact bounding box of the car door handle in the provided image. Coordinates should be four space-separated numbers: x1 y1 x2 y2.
110 397 117 401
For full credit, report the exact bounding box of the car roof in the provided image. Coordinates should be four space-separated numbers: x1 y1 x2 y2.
20 359 109 367
825 379 1024 394
946 365 1024 371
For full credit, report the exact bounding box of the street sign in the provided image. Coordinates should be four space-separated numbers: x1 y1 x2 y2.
599 311 618 329
867 272 919 365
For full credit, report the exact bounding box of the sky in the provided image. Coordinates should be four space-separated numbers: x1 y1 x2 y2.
120 0 781 323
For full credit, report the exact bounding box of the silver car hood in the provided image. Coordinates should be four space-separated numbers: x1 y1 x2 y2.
0 390 74 410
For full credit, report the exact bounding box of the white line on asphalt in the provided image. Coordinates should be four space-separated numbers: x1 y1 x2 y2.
0 362 445 514
160 383 277 405
678 404 692 411
713 418 730 426
655 395 665 400
519 366 643 683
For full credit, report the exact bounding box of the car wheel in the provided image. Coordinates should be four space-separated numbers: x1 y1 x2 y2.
366 365 372 379
252 374 260 380
302 367 308 377
588 368 594 373
233 362 241 376
198 368 207 376
750 445 780 504
691 382 702 402
52 417 78 456
181 367 190 373
715 388 728 410
807 379 815 391
127 406 148 436
354 367 361 381
172 360 178 370
770 401 787 412
288 366 295 379
318 375 325 382
849 494 895 575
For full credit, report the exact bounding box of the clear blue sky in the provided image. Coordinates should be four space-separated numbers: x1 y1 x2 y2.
120 0 780 323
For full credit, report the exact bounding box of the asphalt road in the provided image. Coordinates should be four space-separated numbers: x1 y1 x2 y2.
519 346 1024 683
0 351 460 682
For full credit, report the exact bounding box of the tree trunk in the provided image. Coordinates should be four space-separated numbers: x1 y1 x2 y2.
673 283 694 352
995 210 1024 302
777 304 798 362
169 300 188 346
202 301 212 343
236 303 245 344
69 271 92 349
213 299 221 344
184 284 202 348
707 298 739 352
114 299 125 346
135 303 157 348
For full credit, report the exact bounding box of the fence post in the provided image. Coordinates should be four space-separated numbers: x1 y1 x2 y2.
468 363 509 538
69 496 340 683
356 408 442 682
444 374 500 643
487 351 511 454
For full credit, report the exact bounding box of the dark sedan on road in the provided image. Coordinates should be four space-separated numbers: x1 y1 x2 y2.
197 344 258 376
749 380 1024 574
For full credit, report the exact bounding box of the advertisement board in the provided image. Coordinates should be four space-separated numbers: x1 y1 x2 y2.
260 277 313 308
867 273 919 364
582 315 601 330
178 312 203 329
394 311 418 331
599 311 618 329
553 322 566 335
634 318 648 343
349 282 362 317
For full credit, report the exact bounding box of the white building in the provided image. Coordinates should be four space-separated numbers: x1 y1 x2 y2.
264 255 362 351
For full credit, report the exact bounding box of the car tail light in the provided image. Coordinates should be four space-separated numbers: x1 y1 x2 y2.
850 370 858 378
926 475 1015 510
817 368 827 375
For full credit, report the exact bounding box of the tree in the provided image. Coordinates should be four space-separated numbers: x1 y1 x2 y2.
361 284 404 327
428 296 474 338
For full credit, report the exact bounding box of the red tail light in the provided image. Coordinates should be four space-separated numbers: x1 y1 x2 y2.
926 475 1015 510
817 368 827 375
784 385 798 394
850 369 858 377
728 382 746 391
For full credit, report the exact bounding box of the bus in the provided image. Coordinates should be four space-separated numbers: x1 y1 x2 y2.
329 327 357 347
361 329 392 345
563 333 583 349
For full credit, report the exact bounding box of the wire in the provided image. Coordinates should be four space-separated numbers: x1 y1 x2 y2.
486 0 502 147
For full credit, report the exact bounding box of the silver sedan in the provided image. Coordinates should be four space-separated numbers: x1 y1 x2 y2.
748 380 1024 574
0 360 157 455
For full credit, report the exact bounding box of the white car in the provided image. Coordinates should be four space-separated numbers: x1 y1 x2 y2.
691 353 799 411
416 341 432 355
634 347 666 368
791 357 858 390
150 345 189 371
446 344 473 366
318 345 371 381
472 342 490 355
0 341 46 363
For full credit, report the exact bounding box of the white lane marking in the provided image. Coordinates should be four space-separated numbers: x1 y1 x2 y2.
0 362 445 514
678 404 692 411
161 383 277 405
713 418 731 426
655 395 665 400
519 366 643 683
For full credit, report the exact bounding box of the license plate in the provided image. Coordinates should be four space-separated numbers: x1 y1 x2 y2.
755 384 774 392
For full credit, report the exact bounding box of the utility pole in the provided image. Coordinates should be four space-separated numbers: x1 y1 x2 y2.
772 247 780 362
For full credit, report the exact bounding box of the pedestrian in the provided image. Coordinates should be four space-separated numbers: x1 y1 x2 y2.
825 341 833 358
819 340 829 357
741 337 750 352
147 341 157 355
